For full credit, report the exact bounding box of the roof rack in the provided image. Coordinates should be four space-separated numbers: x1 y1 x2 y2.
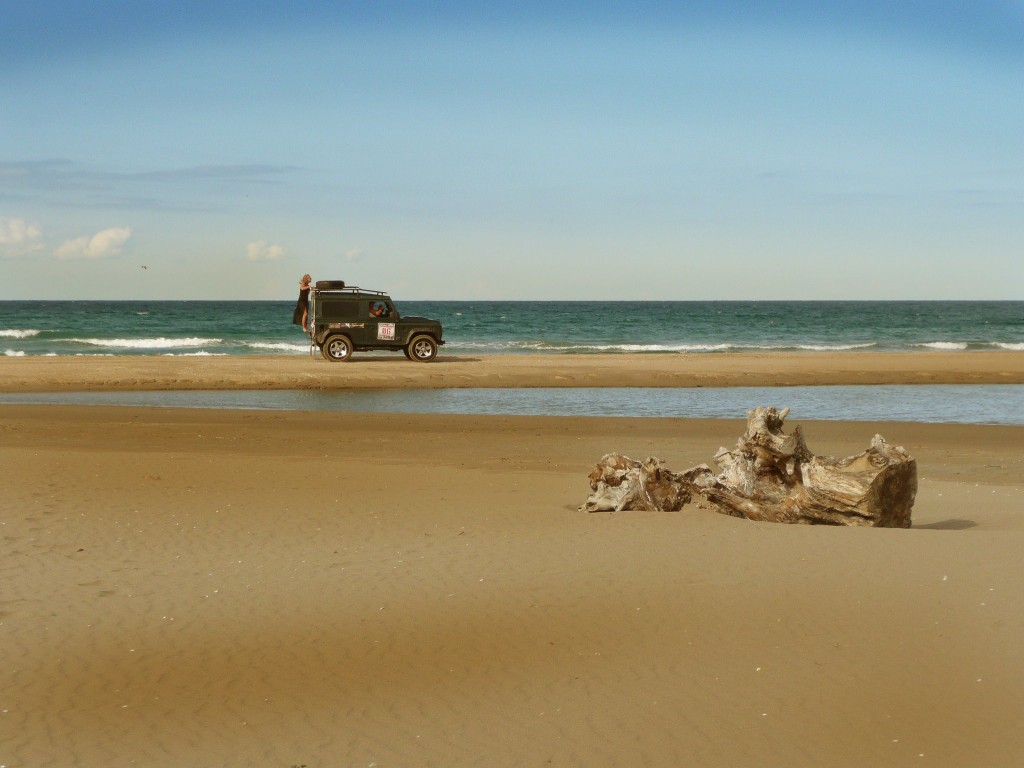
311 284 388 297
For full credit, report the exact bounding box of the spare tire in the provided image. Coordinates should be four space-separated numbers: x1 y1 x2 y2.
315 280 346 289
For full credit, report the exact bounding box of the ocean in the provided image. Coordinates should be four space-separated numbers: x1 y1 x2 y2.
2 299 1022 357
2 299 1022 424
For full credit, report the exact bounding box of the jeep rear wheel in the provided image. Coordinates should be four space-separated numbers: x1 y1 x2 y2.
322 334 353 362
407 335 437 362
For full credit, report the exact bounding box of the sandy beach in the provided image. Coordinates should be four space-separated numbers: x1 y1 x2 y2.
3 383 1024 766
2 349 1024 392
8 0 1023 763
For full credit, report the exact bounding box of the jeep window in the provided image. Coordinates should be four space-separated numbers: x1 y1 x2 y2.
320 299 358 320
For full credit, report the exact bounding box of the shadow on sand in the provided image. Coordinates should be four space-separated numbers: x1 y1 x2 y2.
324 355 483 364
913 519 978 530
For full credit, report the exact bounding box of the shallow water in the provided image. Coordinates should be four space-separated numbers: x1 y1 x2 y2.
1 384 1021 425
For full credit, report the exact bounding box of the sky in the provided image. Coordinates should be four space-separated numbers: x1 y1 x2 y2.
2 1 1023 300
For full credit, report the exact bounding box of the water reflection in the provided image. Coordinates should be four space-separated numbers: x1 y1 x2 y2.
1 385 1021 425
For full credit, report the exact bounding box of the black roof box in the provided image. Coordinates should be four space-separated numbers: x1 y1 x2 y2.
315 280 346 289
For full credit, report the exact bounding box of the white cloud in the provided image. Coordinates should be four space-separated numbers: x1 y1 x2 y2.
344 247 365 262
55 226 132 260
246 241 285 260
0 217 44 257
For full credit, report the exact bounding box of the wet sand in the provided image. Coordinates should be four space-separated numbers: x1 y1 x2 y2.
3 403 1023 767
2 349 1023 391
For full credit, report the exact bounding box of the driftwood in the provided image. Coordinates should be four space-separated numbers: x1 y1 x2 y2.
582 454 693 512
581 406 917 528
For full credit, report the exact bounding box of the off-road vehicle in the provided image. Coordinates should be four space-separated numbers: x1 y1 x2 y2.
308 281 444 362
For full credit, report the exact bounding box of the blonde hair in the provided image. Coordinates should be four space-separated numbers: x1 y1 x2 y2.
301 274 312 285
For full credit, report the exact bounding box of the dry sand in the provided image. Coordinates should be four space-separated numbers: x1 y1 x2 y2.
2 349 1024 391
3 399 1023 767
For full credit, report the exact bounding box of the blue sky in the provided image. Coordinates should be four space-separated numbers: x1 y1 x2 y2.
2 1 1022 300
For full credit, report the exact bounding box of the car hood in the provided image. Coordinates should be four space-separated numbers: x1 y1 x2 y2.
398 315 440 324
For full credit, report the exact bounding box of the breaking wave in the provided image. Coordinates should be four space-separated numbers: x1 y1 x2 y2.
71 337 222 349
793 343 877 351
246 342 312 353
161 351 228 357
449 340 879 354
915 342 970 351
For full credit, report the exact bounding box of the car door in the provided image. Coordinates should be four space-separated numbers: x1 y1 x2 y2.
341 299 372 346
369 299 398 346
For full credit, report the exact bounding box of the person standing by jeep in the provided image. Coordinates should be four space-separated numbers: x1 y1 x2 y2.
292 274 312 331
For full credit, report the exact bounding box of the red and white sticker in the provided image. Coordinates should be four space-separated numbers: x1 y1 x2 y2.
377 323 396 340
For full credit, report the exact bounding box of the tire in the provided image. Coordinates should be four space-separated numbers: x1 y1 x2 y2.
322 334 353 362
407 334 438 362
315 280 346 290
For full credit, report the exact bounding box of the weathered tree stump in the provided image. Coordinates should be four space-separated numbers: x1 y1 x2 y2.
581 454 691 512
580 406 917 528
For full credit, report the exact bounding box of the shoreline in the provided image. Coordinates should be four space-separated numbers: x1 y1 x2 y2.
2 350 1023 392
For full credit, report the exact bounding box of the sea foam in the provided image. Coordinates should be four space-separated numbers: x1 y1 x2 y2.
0 329 41 338
160 351 227 356
916 342 969 351
247 342 311 353
71 337 222 349
490 341 881 353
795 343 876 351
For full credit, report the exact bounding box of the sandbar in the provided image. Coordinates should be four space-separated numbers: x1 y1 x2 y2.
2 349 1023 391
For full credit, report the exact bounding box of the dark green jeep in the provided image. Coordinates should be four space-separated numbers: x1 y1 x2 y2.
308 282 444 362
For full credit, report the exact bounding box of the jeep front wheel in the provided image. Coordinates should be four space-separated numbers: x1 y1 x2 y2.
407 335 437 362
322 334 353 362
